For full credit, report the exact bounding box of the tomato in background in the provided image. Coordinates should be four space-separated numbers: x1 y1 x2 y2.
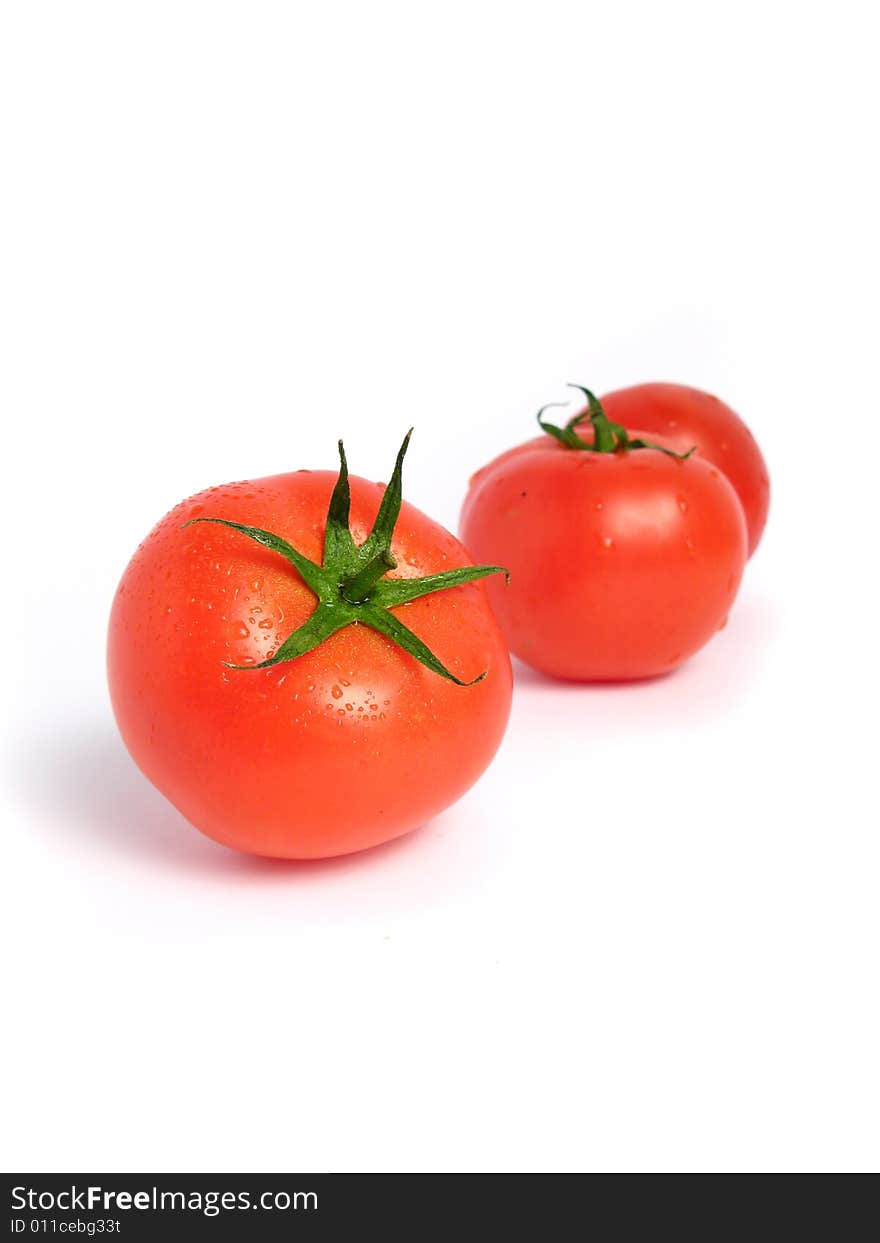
600 382 770 556
460 387 748 681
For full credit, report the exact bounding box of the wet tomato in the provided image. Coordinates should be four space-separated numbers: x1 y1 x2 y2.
109 435 512 858
460 387 747 681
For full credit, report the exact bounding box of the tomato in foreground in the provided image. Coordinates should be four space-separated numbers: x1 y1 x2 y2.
108 434 512 859
600 382 770 556
460 387 748 681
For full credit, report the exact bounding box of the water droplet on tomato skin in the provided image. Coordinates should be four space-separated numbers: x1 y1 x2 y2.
332 685 343 699
676 495 689 514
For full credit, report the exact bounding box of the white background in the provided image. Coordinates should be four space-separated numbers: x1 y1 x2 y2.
1 1 877 1173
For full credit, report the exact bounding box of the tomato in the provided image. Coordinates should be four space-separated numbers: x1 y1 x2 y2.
460 387 748 681
599 382 770 556
108 435 512 859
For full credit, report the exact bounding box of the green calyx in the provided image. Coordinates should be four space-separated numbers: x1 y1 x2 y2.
185 431 508 686
537 384 695 459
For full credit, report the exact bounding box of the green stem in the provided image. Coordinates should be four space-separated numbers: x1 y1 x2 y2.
339 549 398 604
589 408 620 452
537 384 694 459
186 431 509 684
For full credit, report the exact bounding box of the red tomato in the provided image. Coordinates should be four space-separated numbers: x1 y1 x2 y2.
108 438 512 859
599 383 770 556
460 389 748 681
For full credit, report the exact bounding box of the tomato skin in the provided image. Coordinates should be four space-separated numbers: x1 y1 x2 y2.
600 383 770 556
460 438 747 680
108 471 512 859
